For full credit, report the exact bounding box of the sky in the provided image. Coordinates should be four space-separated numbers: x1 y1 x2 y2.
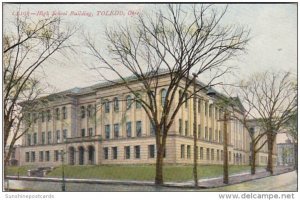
3 3 297 93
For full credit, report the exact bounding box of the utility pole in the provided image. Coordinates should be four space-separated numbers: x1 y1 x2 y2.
206 88 229 184
223 111 229 184
192 73 198 187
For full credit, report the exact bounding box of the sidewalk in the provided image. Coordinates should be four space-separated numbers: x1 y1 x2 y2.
6 166 295 189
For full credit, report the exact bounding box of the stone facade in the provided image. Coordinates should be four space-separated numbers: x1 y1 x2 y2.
18 75 256 167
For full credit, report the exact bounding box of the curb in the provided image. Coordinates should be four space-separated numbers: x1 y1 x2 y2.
5 169 295 190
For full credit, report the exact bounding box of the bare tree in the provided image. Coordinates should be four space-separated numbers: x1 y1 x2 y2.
3 13 77 167
227 97 268 175
86 4 249 185
285 109 297 172
237 71 297 175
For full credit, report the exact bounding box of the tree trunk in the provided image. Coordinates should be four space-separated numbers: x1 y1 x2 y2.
266 135 274 175
294 142 298 172
251 148 256 175
155 144 164 185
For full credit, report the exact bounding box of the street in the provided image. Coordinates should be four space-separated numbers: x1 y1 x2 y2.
5 171 297 192
205 171 297 192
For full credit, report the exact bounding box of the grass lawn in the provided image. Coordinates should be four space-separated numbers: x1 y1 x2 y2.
46 165 253 182
5 165 33 176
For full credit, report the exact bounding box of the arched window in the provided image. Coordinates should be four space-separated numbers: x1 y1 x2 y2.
161 89 167 106
126 95 132 109
113 97 119 112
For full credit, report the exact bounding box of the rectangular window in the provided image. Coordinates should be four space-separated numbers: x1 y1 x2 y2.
114 98 119 112
27 134 31 146
114 124 119 138
179 119 183 135
88 128 93 136
62 107 67 119
211 149 214 161
206 148 210 160
47 110 52 121
205 102 208 116
81 106 86 118
63 129 67 139
126 95 132 109
134 146 140 159
205 127 208 140
25 152 30 162
136 121 142 137
126 122 131 137
125 146 130 159
103 147 109 159
47 131 52 144
150 121 155 136
184 93 188 108
181 144 185 159
39 151 44 162
209 128 212 141
221 150 224 161
200 147 204 160
81 129 85 137
55 108 60 120
112 147 118 159
87 105 92 117
105 125 110 139
33 113 37 123
42 132 45 144
33 133 37 145
104 101 110 113
198 124 201 139
198 99 201 113
54 150 59 162
31 151 35 162
229 151 232 162
185 120 188 136
219 130 222 143
187 145 191 159
217 150 220 161
56 130 60 143
136 95 142 109
41 111 45 123
209 104 213 117
46 151 50 161
148 145 155 158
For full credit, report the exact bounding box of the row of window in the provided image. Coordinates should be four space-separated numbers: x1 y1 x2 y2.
25 150 63 162
104 121 155 139
178 119 223 142
26 127 96 146
27 107 68 124
27 104 97 124
180 144 232 162
102 95 143 114
103 145 157 160
26 129 68 146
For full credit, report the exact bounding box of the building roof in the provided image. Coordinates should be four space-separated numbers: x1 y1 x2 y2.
20 69 235 106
